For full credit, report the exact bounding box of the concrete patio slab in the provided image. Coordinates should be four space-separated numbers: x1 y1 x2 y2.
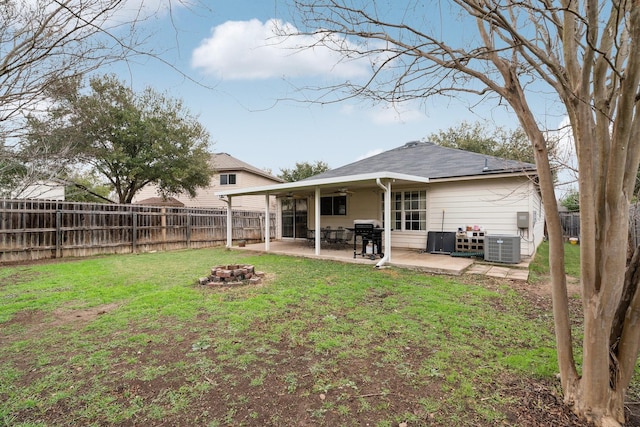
506 269 530 281
466 264 492 275
232 240 529 280
485 266 511 278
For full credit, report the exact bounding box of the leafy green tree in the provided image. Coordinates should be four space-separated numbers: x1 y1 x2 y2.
0 155 27 197
279 160 330 182
560 189 580 212
63 170 113 203
428 121 535 163
26 75 214 203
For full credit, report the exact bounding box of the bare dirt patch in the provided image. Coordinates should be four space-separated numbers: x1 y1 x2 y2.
526 274 582 299
50 302 120 327
1 303 120 340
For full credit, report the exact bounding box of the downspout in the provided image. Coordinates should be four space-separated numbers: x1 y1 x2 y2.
375 178 391 268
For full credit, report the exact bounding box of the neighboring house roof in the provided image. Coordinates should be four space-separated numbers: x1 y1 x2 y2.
212 152 286 183
304 141 536 182
134 196 185 207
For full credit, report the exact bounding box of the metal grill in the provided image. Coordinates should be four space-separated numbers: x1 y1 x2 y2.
353 222 383 259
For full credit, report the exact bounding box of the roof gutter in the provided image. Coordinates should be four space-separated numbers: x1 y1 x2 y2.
375 178 390 269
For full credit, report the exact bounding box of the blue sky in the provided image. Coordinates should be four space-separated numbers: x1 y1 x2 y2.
114 0 571 181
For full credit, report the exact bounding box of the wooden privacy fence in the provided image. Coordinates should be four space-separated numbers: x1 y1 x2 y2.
0 199 276 263
559 206 640 246
559 212 580 238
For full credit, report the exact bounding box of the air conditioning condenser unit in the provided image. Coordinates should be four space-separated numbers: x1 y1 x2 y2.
484 235 521 264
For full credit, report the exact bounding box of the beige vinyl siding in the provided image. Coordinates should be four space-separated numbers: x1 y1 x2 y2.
133 171 279 210
427 176 540 257
233 172 279 210
389 230 428 250
13 181 66 201
530 188 546 255
307 190 383 230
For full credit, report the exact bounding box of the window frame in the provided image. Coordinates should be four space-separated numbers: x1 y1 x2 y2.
384 190 427 231
220 173 237 186
320 195 347 216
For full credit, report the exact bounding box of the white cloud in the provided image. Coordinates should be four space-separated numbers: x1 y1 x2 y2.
339 102 426 127
191 19 371 80
368 104 426 125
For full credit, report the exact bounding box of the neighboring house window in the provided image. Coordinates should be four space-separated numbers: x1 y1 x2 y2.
321 195 347 215
220 173 237 185
384 190 427 230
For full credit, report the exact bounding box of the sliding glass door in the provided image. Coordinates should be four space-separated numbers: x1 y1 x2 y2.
281 198 308 239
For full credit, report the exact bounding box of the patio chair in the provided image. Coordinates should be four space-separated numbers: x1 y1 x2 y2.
339 229 353 248
306 229 316 246
328 228 344 247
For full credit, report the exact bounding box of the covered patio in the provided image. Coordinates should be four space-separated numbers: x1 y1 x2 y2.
232 240 531 280
234 239 476 275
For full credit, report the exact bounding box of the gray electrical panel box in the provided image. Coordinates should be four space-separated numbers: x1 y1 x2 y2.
517 212 529 229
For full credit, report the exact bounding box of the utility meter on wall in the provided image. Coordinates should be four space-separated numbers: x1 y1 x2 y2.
517 212 530 229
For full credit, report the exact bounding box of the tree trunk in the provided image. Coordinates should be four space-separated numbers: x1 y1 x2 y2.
498 69 580 396
577 305 625 425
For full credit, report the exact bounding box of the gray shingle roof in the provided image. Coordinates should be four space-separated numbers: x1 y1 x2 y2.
305 141 536 181
211 153 285 183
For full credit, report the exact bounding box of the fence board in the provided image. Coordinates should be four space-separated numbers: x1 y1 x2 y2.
559 212 580 238
559 207 640 247
0 199 275 263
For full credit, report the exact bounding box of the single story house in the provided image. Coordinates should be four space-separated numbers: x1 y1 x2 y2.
133 152 285 210
215 141 546 267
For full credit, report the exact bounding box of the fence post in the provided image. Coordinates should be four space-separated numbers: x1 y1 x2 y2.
132 212 137 253
186 213 191 248
55 210 62 259
161 208 167 250
259 213 264 242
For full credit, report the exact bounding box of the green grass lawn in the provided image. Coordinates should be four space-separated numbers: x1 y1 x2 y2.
528 240 581 282
0 248 568 426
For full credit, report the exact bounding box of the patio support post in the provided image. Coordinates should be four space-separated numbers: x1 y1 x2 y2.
376 178 392 267
315 186 321 255
223 196 232 248
265 194 270 251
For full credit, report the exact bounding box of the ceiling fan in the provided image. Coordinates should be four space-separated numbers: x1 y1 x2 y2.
336 187 354 196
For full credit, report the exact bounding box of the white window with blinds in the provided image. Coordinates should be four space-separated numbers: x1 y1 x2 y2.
383 190 427 231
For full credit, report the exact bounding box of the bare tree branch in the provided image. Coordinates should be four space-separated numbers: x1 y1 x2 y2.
290 1 640 424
